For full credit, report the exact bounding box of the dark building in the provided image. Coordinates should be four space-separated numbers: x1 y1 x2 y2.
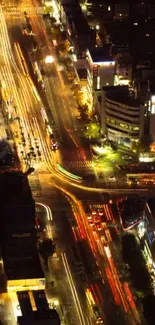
64 4 96 56
119 198 146 230
0 171 44 290
18 310 60 325
33 290 49 311
82 0 155 23
17 290 60 325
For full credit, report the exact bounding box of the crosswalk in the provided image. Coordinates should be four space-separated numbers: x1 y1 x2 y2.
29 173 42 196
63 160 94 168
4 6 44 17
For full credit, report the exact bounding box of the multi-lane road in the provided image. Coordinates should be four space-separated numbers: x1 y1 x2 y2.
0 1 149 325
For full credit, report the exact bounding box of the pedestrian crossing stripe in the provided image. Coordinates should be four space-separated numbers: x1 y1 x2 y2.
4 6 44 15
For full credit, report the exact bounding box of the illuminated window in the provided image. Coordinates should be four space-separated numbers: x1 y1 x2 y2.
133 126 139 131
120 123 128 129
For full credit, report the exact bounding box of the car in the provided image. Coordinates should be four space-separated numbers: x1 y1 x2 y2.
108 176 116 181
96 223 102 231
122 155 133 161
98 210 104 216
145 180 155 185
94 216 100 224
87 215 94 226
93 306 103 324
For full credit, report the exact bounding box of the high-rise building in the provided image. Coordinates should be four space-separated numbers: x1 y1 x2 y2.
17 290 60 325
0 171 45 292
100 86 145 147
86 47 115 90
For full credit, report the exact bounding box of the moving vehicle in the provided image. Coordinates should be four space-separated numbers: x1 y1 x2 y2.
93 306 104 324
122 155 132 161
108 175 116 181
49 134 59 150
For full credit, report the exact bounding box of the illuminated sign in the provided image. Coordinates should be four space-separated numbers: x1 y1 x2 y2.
150 143 155 152
45 55 54 64
93 61 115 66
93 64 99 77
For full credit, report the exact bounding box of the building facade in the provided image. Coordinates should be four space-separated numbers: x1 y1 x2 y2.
101 86 145 147
114 52 132 86
86 47 115 90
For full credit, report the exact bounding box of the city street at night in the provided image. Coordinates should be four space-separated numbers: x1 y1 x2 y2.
0 1 155 325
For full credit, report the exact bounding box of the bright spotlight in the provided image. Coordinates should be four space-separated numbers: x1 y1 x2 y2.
45 55 54 64
54 300 59 306
96 24 100 30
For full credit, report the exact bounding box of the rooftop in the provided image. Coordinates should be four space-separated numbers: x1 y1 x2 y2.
88 46 114 63
0 171 35 233
4 254 44 280
64 5 90 34
77 68 87 80
0 171 33 204
120 198 145 230
4 234 37 258
18 309 60 325
103 86 141 107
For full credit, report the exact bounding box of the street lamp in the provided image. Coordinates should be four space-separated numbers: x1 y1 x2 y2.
45 55 55 64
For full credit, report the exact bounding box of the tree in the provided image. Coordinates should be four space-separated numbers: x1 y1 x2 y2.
122 234 153 295
64 57 72 67
57 40 70 55
122 233 137 263
78 103 89 114
142 295 155 325
38 239 56 268
50 16 57 25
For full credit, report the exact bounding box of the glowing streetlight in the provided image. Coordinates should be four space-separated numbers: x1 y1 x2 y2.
54 300 59 306
45 55 55 64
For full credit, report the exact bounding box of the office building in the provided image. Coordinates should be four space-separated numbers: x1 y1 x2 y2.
0 171 45 292
119 198 146 231
86 47 115 90
75 59 93 110
82 0 155 23
114 2 130 21
65 5 96 56
114 52 132 86
17 290 60 325
100 86 145 147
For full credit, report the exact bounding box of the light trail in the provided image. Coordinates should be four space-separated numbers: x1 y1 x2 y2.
105 266 121 305
54 184 141 323
61 252 87 325
2 5 144 324
36 202 53 239
123 283 141 324
36 202 53 221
